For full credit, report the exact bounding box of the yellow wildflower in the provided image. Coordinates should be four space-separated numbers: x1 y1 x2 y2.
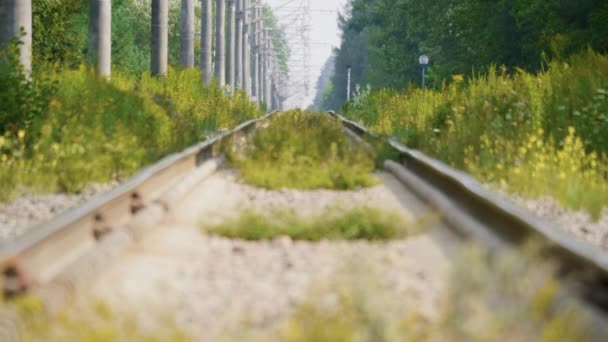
452 74 465 83
49 98 62 109
18 130 25 139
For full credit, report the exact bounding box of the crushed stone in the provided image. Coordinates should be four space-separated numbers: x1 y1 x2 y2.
0 182 119 243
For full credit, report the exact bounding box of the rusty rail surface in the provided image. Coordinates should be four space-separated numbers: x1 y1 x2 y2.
328 110 608 310
0 112 274 296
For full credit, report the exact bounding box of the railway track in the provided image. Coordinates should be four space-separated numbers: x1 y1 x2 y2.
1 110 607 338
328 111 608 307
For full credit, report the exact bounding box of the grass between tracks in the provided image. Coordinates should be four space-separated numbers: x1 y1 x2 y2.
227 110 377 190
247 241 598 341
0 42 260 201
343 51 608 218
5 296 188 341
206 206 417 241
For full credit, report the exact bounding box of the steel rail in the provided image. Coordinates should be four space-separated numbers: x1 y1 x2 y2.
0 112 275 296
327 110 608 309
3 108 608 313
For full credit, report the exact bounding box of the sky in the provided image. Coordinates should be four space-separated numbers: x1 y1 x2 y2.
266 0 347 108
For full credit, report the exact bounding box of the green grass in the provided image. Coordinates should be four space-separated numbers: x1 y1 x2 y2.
227 110 377 190
343 51 608 218
5 295 188 342
0 46 260 200
205 206 414 241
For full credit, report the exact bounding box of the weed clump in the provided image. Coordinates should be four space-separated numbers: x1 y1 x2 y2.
206 206 412 241
228 110 377 190
4 295 188 341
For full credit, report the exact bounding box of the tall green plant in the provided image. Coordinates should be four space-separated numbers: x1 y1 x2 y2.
343 51 608 217
0 66 260 200
0 40 56 135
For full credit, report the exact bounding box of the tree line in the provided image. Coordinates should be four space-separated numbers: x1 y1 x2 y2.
320 0 608 110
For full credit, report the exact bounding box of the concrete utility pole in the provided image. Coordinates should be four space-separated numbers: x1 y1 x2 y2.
151 0 168 76
268 43 276 110
235 0 243 89
181 0 195 68
264 29 272 108
273 49 280 110
251 2 259 102
0 0 32 74
214 0 226 87
201 0 213 84
242 0 251 94
227 0 236 89
261 28 267 106
256 5 264 103
88 0 111 77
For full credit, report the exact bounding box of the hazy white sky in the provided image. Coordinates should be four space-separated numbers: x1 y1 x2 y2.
267 0 347 108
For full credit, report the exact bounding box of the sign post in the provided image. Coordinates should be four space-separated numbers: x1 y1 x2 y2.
419 55 429 89
346 64 352 101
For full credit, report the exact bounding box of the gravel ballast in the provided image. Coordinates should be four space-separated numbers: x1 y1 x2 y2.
511 195 608 249
90 170 454 339
0 182 119 243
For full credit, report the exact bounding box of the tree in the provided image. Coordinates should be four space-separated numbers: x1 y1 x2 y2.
322 0 608 109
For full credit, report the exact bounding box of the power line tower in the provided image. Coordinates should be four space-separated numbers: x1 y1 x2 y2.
269 0 311 108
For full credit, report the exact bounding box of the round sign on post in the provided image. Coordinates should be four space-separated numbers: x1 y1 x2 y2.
419 55 429 89
419 55 429 66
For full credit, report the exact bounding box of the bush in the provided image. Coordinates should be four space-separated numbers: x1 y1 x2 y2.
343 51 608 218
0 60 260 200
32 0 87 70
0 40 57 135
137 69 259 148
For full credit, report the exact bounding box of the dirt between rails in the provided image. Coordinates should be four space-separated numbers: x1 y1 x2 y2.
88 170 457 340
